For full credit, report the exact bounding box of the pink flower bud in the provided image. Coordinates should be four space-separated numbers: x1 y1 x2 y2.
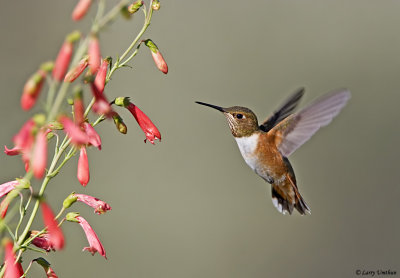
83 122 102 150
111 112 128 134
77 147 90 186
115 98 161 144
64 56 89 82
128 0 144 14
73 89 85 126
75 215 107 258
52 41 73 81
73 193 111 214
144 39 168 74
94 57 110 94
59 116 90 146
0 180 19 198
33 129 48 179
152 51 168 74
3 239 24 278
31 231 55 252
40 202 64 250
21 69 46 110
72 0 92 21
88 36 101 74
152 0 160 11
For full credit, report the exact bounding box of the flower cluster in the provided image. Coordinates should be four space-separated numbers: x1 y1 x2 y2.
31 193 111 259
0 0 167 276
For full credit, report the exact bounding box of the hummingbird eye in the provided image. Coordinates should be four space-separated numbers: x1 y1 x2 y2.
236 113 244 119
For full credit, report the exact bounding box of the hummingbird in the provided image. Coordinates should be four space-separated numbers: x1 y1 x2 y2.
196 88 351 215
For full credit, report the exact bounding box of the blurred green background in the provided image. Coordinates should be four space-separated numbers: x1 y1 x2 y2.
1 1 400 277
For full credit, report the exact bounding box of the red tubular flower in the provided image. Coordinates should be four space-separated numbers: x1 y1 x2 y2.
5 119 36 173
44 266 58 278
59 116 90 146
4 239 24 278
31 231 55 252
5 119 35 156
72 0 92 21
116 98 161 144
33 129 48 179
21 69 46 110
90 82 112 116
4 146 20 156
128 103 161 143
83 122 102 150
0 180 19 198
40 202 65 250
52 41 73 81
0 198 9 218
77 147 90 186
88 36 101 74
13 119 35 148
76 215 107 258
64 56 89 83
94 57 110 94
74 193 111 214
73 90 85 126
144 39 168 74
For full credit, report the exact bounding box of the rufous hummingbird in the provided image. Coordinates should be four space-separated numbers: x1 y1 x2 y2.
196 88 351 215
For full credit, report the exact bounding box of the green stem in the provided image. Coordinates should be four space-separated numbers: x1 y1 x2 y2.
21 260 34 277
119 44 142 67
46 79 58 113
14 192 26 241
84 97 96 118
55 207 66 220
96 0 129 32
24 245 48 254
48 146 76 178
21 229 45 248
107 1 154 81
15 138 71 249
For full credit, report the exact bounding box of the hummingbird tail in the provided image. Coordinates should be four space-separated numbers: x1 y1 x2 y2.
270 157 311 215
271 174 311 215
271 186 310 215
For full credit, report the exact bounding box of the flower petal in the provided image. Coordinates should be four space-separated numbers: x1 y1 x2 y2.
40 202 65 250
76 216 107 258
74 193 111 214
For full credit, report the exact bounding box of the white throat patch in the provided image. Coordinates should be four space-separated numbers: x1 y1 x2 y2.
234 133 259 170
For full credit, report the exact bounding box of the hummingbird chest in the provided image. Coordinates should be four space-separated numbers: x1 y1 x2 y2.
235 132 286 183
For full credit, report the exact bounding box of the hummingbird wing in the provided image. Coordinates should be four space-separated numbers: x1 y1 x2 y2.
259 87 305 132
271 89 351 157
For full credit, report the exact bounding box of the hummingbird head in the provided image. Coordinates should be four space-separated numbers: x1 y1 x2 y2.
196 102 259 137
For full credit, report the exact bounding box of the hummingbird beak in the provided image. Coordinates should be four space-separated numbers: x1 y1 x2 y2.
195 101 225 112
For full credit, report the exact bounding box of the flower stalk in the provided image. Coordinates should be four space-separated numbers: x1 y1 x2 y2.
1 0 167 276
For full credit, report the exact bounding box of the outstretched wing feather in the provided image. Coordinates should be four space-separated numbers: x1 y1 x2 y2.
260 88 305 132
272 89 351 157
